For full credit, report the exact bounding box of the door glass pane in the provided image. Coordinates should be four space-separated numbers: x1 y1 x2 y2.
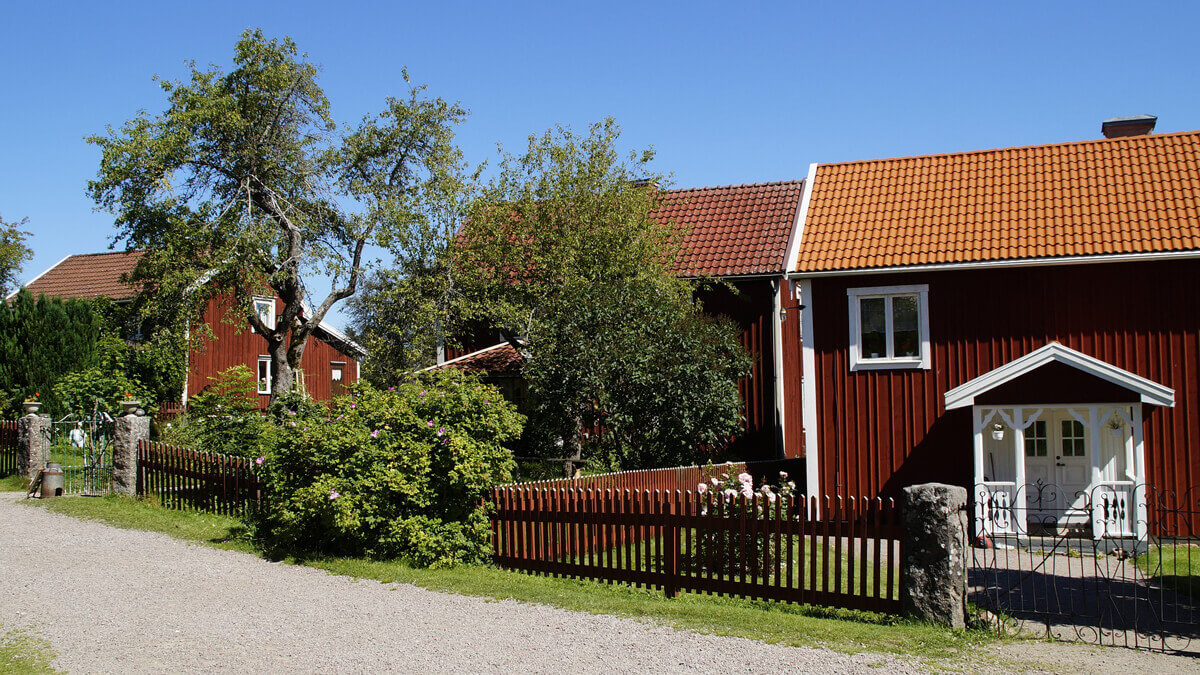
1024 420 1047 457
891 295 919 357
1061 419 1086 457
859 297 887 359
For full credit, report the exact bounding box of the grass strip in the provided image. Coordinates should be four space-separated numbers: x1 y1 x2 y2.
0 625 62 675
28 494 1004 660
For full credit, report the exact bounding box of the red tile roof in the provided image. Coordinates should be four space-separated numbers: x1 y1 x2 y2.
428 343 524 374
20 250 143 300
793 130 1200 272
659 180 804 277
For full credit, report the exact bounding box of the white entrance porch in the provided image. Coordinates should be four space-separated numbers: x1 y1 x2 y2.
944 343 1174 540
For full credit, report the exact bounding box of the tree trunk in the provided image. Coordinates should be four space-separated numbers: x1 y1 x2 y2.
269 336 294 403
562 415 583 478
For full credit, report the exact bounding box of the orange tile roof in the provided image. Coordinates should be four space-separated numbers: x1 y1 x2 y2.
429 343 524 374
794 130 1200 272
659 180 803 277
21 250 144 300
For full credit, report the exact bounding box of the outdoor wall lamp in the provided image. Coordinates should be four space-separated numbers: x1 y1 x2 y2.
991 423 1005 441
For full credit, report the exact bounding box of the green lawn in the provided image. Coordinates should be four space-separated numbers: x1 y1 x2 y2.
1136 545 1199 597
0 474 28 492
26 494 1005 661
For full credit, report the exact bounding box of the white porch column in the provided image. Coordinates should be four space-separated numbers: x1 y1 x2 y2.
1013 407 1028 536
1088 406 1104 538
1132 405 1147 543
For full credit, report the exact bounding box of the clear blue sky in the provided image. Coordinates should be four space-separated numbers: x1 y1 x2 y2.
3 1 1197 328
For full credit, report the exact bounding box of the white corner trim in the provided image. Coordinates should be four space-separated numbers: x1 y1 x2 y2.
799 279 820 499
783 163 818 275
847 284 931 371
6 254 72 300
944 341 1175 410
771 279 787 459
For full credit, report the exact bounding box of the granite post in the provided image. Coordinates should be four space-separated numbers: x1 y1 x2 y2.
17 413 50 483
901 482 969 628
112 408 150 496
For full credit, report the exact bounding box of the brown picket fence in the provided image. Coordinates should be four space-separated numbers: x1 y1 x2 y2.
490 487 902 614
136 440 263 516
0 420 17 476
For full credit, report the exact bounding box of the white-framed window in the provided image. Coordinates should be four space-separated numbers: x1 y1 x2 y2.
257 356 272 395
253 296 275 334
847 284 930 371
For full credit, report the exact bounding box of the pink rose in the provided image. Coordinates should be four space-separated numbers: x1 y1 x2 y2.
328 490 340 500
697 483 708 494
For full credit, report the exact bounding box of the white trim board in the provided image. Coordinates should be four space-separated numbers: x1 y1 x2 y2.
944 342 1175 410
783 164 818 275
799 279 820 499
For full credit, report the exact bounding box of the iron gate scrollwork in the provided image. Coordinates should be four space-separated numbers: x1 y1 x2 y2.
969 482 1199 654
49 410 115 496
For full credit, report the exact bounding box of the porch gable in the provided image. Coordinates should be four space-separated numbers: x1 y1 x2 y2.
944 342 1175 410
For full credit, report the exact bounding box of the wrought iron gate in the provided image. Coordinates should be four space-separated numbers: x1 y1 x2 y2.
969 482 1198 654
50 412 115 496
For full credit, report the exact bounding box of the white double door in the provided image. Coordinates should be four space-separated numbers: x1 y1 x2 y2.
1023 410 1092 521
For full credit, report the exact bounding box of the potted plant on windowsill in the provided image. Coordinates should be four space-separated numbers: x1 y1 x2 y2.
22 392 41 415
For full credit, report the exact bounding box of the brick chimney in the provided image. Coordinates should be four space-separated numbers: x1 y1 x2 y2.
1102 115 1157 139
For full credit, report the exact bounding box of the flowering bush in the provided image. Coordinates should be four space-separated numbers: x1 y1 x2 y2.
253 371 524 567
684 462 798 576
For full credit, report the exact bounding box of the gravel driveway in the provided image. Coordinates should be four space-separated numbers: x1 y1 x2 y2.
0 493 923 674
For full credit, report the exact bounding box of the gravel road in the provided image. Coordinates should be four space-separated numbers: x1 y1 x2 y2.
0 493 923 674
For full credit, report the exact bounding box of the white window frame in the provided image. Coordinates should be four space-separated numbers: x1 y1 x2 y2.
257 356 272 395
847 284 930 371
253 296 275 334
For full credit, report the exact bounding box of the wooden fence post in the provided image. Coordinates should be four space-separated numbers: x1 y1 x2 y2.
663 490 680 598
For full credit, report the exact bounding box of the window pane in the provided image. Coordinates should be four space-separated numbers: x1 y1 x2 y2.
258 359 271 393
859 297 887 359
891 295 919 357
1061 420 1085 456
1024 420 1047 457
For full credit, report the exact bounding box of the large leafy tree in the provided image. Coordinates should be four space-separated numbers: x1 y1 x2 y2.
452 119 750 470
88 30 466 401
0 214 33 297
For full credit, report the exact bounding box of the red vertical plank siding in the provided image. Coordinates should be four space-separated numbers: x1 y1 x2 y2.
781 280 805 458
806 260 1200 521
696 278 781 460
186 295 360 405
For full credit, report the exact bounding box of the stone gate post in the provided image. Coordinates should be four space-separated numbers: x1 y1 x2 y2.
17 412 50 483
901 482 968 628
112 407 150 496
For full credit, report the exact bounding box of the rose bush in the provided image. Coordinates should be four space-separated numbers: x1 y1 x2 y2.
685 462 798 576
253 371 523 566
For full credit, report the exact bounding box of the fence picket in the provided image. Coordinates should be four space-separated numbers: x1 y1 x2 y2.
489 484 902 615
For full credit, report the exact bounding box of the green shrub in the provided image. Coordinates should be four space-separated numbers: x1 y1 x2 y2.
255 371 523 566
167 366 276 458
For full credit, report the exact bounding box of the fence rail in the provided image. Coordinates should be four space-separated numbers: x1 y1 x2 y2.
504 462 747 493
137 440 262 516
491 487 902 614
0 420 17 477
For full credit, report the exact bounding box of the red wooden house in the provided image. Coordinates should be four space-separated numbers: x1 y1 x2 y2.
13 250 364 406
441 181 807 461
785 118 1199 539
